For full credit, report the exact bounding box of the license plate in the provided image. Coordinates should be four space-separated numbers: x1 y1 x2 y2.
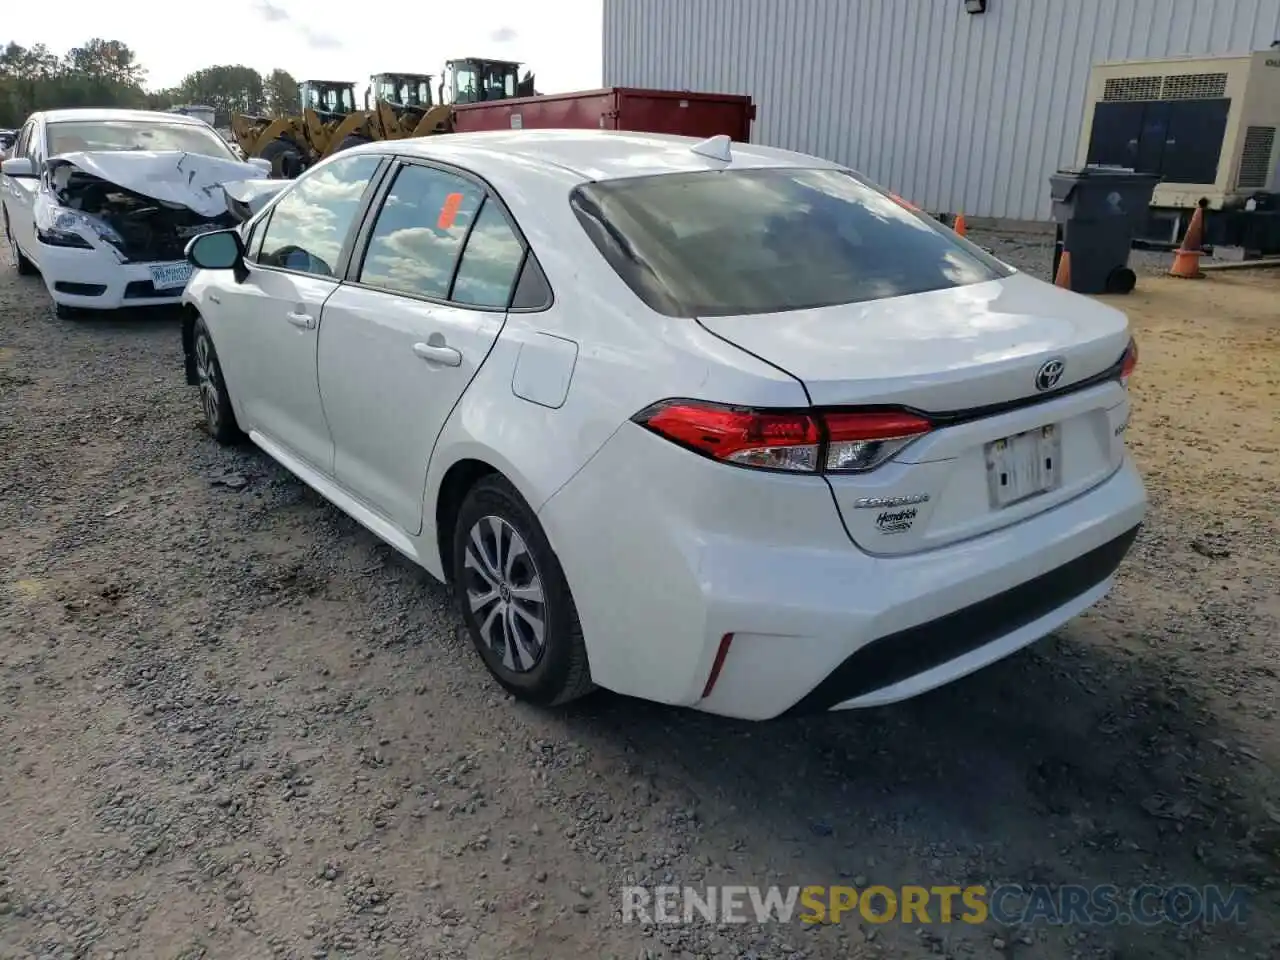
986 425 1061 508
149 261 193 290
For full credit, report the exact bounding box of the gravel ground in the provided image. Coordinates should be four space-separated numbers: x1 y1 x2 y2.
1 232 1277 960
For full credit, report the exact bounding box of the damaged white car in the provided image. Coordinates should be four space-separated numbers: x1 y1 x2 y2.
1 108 283 318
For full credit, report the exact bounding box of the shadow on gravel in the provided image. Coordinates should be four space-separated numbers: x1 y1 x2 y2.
559 625 1278 916
241 441 1279 940
317 464 1277 943
58 305 186 335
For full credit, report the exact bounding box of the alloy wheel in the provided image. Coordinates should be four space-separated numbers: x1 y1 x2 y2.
194 333 222 432
463 515 547 673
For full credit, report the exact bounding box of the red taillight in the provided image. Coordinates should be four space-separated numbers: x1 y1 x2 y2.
1120 337 1138 387
634 401 931 473
639 402 820 471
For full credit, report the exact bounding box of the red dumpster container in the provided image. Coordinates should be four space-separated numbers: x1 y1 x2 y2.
449 87 755 142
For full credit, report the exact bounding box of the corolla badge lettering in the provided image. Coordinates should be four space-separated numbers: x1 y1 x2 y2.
853 493 930 509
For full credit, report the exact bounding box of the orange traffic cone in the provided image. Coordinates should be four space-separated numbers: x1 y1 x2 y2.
1054 251 1072 290
953 213 968 237
1169 202 1207 279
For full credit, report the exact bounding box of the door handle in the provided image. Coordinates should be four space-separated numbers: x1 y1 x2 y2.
413 341 462 366
286 310 315 329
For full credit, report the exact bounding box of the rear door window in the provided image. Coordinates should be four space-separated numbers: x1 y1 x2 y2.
571 167 1013 318
357 163 484 299
450 201 525 308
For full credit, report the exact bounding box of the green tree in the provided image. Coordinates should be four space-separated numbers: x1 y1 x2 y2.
62 38 146 86
0 42 63 125
0 41 302 130
0 41 62 80
176 65 266 126
144 86 184 111
263 68 299 118
0 39 148 126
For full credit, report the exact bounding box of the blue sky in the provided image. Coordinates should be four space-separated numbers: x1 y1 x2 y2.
4 0 604 94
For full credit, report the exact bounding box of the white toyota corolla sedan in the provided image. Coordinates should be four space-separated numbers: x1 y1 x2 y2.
180 129 1146 721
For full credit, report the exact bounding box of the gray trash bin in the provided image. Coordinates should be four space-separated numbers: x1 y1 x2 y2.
1049 166 1160 295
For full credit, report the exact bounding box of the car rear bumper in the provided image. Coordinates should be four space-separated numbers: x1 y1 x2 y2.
37 243 187 309
785 523 1139 714
538 424 1147 721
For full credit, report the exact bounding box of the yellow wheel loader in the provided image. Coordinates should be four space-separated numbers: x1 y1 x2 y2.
231 80 375 177
440 58 536 104
362 73 454 143
230 113 310 176
361 59 539 145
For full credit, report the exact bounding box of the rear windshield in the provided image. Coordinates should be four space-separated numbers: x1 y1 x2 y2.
47 120 236 161
570 168 1013 318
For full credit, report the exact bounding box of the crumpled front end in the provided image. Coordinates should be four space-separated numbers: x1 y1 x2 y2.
219 178 288 223
44 158 241 265
34 151 282 309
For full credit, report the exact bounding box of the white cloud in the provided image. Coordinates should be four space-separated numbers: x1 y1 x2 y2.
251 0 291 22
4 0 602 94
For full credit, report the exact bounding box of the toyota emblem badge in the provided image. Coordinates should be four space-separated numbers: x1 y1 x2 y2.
1035 358 1065 392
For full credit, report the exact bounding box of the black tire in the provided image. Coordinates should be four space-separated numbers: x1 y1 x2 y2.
54 303 81 320
3 208 37 276
259 138 306 179
191 316 244 444
1104 265 1137 295
335 133 372 152
452 476 593 707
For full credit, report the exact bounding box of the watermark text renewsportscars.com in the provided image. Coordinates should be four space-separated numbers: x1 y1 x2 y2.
621 884 1249 927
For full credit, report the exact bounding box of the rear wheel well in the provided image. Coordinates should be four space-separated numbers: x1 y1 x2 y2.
435 459 499 582
180 305 200 385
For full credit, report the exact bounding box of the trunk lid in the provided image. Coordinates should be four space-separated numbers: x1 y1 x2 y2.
696 273 1130 410
697 273 1133 555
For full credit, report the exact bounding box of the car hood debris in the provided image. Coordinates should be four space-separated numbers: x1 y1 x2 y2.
219 177 289 221
40 150 286 263
47 149 276 219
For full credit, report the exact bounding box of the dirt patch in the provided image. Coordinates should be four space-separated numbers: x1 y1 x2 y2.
1104 273 1279 510
0 241 1277 959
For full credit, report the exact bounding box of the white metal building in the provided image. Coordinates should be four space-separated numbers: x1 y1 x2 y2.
602 0 1280 222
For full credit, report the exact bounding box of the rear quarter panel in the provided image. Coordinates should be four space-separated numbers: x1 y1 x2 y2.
420 160 808 570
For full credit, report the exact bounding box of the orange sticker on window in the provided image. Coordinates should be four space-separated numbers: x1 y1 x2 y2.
889 192 921 213
438 192 464 229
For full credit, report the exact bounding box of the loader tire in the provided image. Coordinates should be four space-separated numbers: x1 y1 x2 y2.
336 134 373 152
260 138 306 179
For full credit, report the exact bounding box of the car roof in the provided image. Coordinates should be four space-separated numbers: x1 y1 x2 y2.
359 129 844 185
38 108 209 126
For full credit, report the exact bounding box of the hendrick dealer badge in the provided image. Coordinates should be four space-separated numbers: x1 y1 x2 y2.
875 506 918 534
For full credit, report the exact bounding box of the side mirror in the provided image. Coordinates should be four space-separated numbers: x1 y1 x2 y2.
186 229 245 272
248 157 271 173
1 156 36 178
